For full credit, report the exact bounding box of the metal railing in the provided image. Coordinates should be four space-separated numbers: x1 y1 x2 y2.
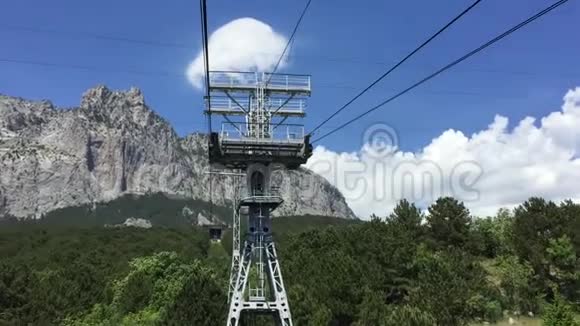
220 122 305 143
263 72 310 91
268 98 306 114
249 288 266 301
209 96 249 113
209 71 257 89
245 185 282 198
209 71 311 92
209 97 306 114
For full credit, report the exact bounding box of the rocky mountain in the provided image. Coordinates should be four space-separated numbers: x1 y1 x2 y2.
0 86 355 221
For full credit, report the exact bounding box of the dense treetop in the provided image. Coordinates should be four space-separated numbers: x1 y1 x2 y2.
0 196 578 325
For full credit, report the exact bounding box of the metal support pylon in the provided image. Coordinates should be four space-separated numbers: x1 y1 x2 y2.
227 199 293 326
227 161 292 325
204 70 312 325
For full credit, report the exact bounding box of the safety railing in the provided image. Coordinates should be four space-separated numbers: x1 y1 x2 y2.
245 185 282 198
209 71 258 89
209 97 306 115
209 71 311 93
220 122 305 143
267 98 306 114
262 73 311 92
248 288 266 301
209 96 249 113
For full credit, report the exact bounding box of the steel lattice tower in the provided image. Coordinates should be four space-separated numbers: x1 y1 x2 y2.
205 71 312 326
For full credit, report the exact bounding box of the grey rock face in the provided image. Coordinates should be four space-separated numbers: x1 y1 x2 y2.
195 212 224 226
0 86 355 220
122 217 152 228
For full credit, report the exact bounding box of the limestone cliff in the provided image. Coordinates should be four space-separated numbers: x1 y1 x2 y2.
0 86 355 220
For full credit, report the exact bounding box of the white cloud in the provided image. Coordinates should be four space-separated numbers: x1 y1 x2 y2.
306 87 580 219
187 17 288 89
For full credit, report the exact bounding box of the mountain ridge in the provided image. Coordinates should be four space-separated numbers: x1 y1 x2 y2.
0 86 356 221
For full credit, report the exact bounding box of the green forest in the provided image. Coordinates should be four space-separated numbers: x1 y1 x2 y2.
1 196 579 325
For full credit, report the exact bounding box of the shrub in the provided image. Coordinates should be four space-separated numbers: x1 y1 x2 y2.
542 295 579 326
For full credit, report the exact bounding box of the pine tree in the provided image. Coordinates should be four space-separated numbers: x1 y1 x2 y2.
425 197 471 250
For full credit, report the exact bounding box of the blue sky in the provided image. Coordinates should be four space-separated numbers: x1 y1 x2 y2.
1 0 578 154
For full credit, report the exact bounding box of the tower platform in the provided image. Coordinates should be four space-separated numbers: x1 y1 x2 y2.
239 195 283 208
209 71 311 96
209 129 312 169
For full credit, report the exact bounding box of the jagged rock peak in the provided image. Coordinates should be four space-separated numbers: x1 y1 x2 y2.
0 95 55 134
81 85 145 110
79 85 171 132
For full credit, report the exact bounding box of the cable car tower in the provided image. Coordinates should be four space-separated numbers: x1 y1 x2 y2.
206 71 312 326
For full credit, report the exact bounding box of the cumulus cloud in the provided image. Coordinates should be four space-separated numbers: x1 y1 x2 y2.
306 87 580 219
187 17 288 89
